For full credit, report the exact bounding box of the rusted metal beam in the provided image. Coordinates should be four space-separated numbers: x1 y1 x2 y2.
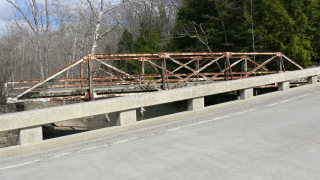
146 60 183 80
8 52 303 103
88 55 94 100
172 59 195 73
140 57 145 81
168 56 211 81
198 56 225 72
243 56 269 71
212 58 245 80
95 58 161 91
15 58 85 99
282 54 304 70
246 56 278 77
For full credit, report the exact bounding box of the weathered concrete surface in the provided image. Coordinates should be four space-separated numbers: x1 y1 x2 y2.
278 81 290 91
24 101 113 131
116 109 136 126
18 127 42 145
187 97 204 110
308 76 318 84
240 88 253 99
1 68 320 132
1 85 320 179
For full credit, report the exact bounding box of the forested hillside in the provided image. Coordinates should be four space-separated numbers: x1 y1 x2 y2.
0 0 319 84
172 0 320 67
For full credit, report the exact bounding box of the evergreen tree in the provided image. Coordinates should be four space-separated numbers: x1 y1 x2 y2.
117 29 134 53
308 0 320 63
254 0 313 66
171 0 250 52
116 29 139 74
171 0 320 67
133 28 164 53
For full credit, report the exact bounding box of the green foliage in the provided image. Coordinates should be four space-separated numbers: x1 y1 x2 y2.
133 28 164 53
115 0 320 69
171 0 251 52
308 0 320 62
171 0 320 67
116 26 165 74
117 29 134 53
116 29 139 74
253 0 314 66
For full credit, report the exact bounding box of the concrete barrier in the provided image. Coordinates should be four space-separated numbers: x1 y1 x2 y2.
0 67 320 146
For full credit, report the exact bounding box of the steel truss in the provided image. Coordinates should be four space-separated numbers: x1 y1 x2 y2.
7 52 303 102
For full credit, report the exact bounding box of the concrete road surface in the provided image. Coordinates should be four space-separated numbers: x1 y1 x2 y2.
1 87 320 179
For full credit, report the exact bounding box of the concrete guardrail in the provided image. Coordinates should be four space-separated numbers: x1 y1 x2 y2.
0 67 319 146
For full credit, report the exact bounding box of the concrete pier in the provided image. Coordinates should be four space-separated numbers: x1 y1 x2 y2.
308 76 318 84
19 127 42 145
240 88 253 99
116 109 137 126
187 97 204 111
278 81 290 91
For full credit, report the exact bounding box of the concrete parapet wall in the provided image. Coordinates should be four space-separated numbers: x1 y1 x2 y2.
0 67 320 134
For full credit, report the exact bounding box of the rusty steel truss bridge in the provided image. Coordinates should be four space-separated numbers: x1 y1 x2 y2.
6 52 304 103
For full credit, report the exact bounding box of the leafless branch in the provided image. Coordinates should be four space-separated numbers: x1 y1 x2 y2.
14 21 36 44
101 2 124 15
6 0 37 36
169 0 179 10
86 0 98 20
97 22 120 41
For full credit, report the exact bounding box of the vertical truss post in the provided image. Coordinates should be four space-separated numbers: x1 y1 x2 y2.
195 56 202 80
165 60 170 90
80 61 84 86
280 55 286 72
224 52 233 81
224 53 228 80
276 52 285 72
161 58 168 90
243 58 248 73
159 53 170 90
80 62 83 78
88 55 94 100
140 57 145 81
241 57 248 78
277 57 282 72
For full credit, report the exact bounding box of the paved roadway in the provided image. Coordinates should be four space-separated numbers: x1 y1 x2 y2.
1 87 320 179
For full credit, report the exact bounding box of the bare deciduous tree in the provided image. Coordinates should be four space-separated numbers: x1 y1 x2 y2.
6 0 52 79
0 0 180 84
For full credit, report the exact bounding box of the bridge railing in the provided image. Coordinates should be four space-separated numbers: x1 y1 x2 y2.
0 67 319 146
